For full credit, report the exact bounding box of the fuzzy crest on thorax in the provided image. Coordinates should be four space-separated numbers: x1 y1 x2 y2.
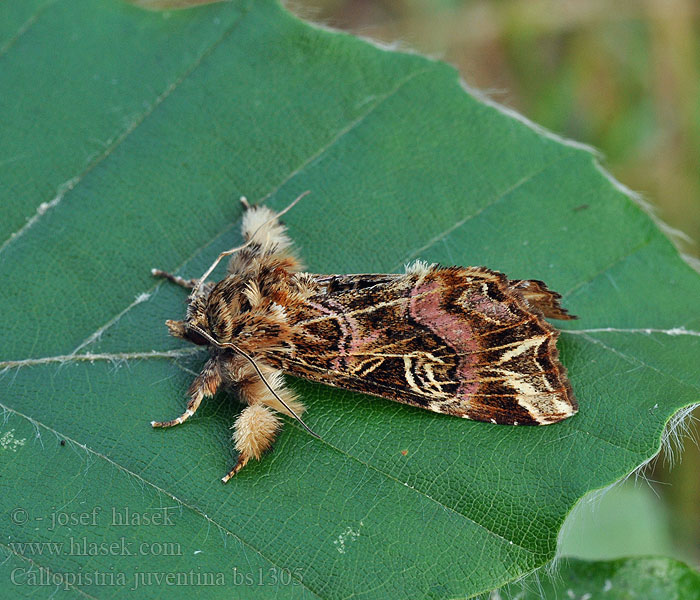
183 263 315 358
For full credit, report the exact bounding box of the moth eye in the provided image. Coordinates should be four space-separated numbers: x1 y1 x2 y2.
185 328 210 346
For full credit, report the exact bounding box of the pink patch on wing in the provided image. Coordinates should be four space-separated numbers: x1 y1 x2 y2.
408 279 480 397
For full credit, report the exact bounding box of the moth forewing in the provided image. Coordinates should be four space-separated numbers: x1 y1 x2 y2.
264 266 577 427
151 196 577 482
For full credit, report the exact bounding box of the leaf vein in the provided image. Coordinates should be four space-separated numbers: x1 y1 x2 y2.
563 327 700 338
0 541 98 599
258 67 434 205
575 331 700 395
0 0 59 57
70 66 435 356
561 237 653 299
0 401 324 599
0 4 253 257
393 152 575 270
283 422 539 558
0 349 202 371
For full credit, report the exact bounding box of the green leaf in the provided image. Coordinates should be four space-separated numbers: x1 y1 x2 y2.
559 480 680 562
490 557 700 600
1 0 698 597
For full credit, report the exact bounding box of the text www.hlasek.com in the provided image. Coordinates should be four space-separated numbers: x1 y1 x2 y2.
8 537 182 557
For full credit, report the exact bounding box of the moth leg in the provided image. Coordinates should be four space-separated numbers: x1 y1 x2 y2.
223 405 282 483
232 359 306 420
151 359 220 428
220 357 306 481
151 268 199 290
227 199 303 274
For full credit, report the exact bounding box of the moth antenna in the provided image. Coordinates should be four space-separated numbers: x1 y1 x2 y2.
228 343 321 440
188 325 321 439
191 190 310 298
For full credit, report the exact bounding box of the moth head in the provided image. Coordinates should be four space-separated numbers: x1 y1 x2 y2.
166 318 211 346
202 276 251 340
165 291 217 346
165 277 244 349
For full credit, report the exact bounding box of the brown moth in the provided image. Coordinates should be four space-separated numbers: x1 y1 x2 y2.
151 195 578 482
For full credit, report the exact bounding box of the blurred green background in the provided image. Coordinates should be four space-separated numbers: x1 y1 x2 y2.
290 0 700 569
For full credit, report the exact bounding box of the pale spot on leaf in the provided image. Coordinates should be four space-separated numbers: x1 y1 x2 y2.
0 429 26 452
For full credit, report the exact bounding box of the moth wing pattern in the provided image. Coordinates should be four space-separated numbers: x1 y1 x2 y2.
509 278 576 321
153 197 579 482
269 264 577 426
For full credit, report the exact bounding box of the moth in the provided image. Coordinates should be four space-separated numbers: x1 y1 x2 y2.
151 195 577 482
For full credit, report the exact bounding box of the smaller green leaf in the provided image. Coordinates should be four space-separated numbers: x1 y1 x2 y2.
558 481 677 561
126 0 224 10
492 557 700 600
